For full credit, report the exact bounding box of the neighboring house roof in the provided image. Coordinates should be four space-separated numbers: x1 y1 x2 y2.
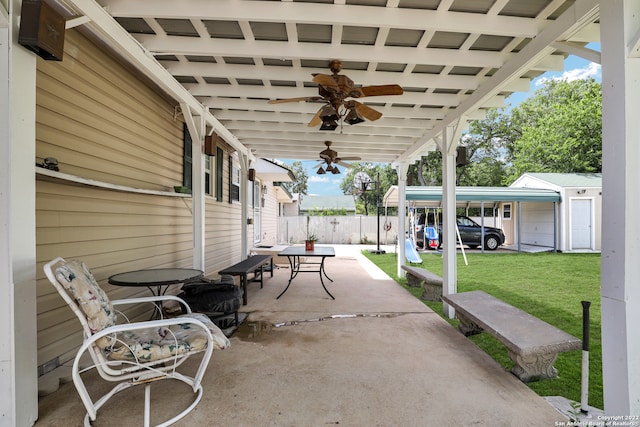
383 185 561 208
299 195 356 212
253 158 294 183
512 172 602 188
274 186 294 203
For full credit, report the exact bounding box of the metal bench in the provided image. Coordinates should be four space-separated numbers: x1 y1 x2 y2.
442 290 581 382
219 255 273 305
401 264 443 301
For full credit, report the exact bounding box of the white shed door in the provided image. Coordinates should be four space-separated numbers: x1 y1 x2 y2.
571 199 592 249
520 202 555 247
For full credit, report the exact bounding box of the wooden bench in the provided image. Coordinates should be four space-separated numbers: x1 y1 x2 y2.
442 290 581 382
401 265 443 301
219 254 273 305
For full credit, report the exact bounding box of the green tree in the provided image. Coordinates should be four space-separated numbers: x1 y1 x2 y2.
504 78 602 182
279 161 308 195
340 163 397 215
408 108 510 186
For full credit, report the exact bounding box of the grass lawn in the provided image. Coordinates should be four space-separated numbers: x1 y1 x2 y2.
363 250 603 410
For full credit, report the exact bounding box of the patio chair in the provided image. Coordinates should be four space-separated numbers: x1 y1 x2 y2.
43 257 231 427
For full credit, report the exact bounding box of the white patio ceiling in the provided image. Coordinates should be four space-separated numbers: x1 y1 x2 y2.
83 0 600 167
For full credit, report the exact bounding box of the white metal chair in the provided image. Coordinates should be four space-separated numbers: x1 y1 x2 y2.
44 257 231 427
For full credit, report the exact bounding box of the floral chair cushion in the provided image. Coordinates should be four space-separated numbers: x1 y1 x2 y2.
55 260 117 349
107 313 230 361
56 260 230 362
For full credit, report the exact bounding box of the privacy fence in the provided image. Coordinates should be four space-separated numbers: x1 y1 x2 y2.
278 216 399 245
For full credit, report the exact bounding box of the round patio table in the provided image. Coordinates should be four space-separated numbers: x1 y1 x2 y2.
108 268 203 318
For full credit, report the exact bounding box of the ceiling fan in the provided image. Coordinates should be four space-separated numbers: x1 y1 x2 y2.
314 141 361 175
268 60 404 131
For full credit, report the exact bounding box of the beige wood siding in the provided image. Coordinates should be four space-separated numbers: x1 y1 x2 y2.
260 183 280 246
34 30 243 370
36 30 183 191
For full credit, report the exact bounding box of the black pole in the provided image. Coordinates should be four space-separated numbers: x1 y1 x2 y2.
582 300 591 351
580 300 591 414
369 172 385 254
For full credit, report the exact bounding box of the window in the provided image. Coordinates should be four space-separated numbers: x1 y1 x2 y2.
183 125 224 199
229 157 240 202
204 156 212 196
216 147 223 202
503 203 511 220
182 124 192 190
253 181 261 242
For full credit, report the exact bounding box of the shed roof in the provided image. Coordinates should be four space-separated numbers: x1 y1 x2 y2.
513 173 602 188
383 186 561 208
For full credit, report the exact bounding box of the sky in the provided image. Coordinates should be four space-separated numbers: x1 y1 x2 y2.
282 45 602 196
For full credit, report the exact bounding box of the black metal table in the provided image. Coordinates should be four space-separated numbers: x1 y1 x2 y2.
277 246 335 299
108 268 203 318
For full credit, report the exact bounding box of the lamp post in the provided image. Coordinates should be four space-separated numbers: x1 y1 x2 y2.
353 171 385 254
369 171 385 254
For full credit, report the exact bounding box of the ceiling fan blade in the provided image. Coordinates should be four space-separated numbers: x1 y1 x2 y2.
352 84 404 98
308 107 323 127
335 160 353 168
336 156 361 161
268 96 323 104
312 73 339 89
354 102 383 121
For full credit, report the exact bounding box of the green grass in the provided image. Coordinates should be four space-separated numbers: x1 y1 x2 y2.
363 250 603 409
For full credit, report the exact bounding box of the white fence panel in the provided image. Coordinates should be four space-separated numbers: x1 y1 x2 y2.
278 216 399 245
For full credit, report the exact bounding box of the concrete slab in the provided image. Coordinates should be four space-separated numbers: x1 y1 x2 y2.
36 244 568 426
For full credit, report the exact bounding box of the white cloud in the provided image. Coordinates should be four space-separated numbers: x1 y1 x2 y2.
562 62 601 81
309 175 330 183
536 62 601 86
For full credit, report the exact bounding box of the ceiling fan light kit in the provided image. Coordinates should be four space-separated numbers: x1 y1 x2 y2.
344 107 365 125
268 60 403 131
314 141 360 175
320 120 338 131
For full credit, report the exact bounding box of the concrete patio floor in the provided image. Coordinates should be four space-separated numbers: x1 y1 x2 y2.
36 244 569 426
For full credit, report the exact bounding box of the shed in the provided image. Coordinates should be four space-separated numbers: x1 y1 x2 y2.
510 173 602 252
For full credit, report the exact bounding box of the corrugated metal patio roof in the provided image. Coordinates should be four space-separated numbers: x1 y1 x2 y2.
383 185 561 207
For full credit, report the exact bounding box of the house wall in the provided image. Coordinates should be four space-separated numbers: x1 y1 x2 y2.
34 29 243 372
259 182 280 246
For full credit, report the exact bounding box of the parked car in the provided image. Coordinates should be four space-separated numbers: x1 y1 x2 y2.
415 214 505 250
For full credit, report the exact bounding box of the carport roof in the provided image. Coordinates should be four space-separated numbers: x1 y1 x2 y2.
383 185 561 208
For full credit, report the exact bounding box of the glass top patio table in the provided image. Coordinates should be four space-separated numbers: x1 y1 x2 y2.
108 268 203 296
277 246 335 299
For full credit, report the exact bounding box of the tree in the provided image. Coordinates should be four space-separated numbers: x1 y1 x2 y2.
407 78 601 186
408 108 510 186
340 163 397 215
504 78 602 182
279 161 308 195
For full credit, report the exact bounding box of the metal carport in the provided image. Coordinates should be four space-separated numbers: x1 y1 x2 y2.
383 186 562 252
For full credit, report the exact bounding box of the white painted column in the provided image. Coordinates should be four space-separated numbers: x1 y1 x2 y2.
240 153 249 258
439 129 457 319
2 0 38 424
600 0 640 416
182 104 206 270
396 162 408 277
